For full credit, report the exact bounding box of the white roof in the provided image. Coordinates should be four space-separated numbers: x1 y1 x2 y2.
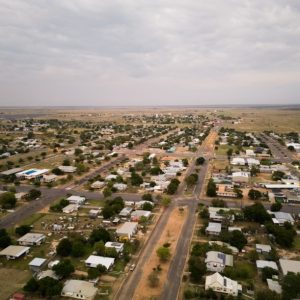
18 233 45 244
267 279 282 294
62 280 97 298
272 211 294 223
85 255 115 269
0 245 30 257
29 257 46 267
206 272 239 291
116 222 138 235
131 210 151 218
37 269 60 281
256 244 271 252
232 171 249 178
206 222 222 233
67 195 85 202
17 168 49 177
279 259 300 275
256 260 278 270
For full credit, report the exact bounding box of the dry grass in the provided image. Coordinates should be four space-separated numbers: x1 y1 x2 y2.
133 206 188 300
0 268 31 299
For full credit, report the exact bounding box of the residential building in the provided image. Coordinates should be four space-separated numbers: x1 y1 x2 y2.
61 280 98 300
205 272 241 296
85 255 115 270
205 251 233 272
279 259 300 275
62 204 79 214
105 242 124 254
232 172 250 183
43 174 57 183
206 222 222 236
0 245 30 260
131 210 151 221
255 244 271 254
119 207 133 217
271 211 294 225
16 168 49 180
29 257 46 273
91 181 105 189
67 195 86 205
58 166 77 173
267 279 282 294
116 222 138 240
256 260 278 271
18 233 46 246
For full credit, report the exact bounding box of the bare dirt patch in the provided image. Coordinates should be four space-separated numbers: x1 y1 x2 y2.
133 206 188 300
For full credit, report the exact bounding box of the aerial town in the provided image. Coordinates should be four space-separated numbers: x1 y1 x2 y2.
0 107 299 300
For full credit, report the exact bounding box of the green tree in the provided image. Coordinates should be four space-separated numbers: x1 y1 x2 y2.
25 189 41 201
71 240 86 257
248 189 262 200
89 228 111 245
229 230 247 251
94 241 105 256
142 202 154 211
282 272 300 300
23 277 39 293
188 256 206 282
261 267 278 282
196 157 205 165
38 277 63 298
131 172 143 186
272 170 285 181
271 201 282 212
206 179 217 197
0 192 16 209
243 202 271 223
142 193 153 201
56 238 72 257
103 187 112 198
53 259 75 278
0 228 11 248
15 225 31 236
161 196 171 207
156 246 171 261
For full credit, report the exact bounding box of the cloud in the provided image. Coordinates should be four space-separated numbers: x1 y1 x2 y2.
0 0 299 105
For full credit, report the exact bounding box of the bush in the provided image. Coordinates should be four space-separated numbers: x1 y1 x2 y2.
156 246 171 261
0 192 16 209
206 179 217 197
53 259 74 278
15 225 32 236
56 238 72 257
0 228 11 249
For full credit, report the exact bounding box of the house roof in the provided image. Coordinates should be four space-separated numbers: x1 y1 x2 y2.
279 259 300 275
205 251 233 267
0 245 30 257
256 244 271 252
116 222 138 235
18 233 45 244
62 280 97 298
267 279 282 294
206 222 222 233
256 260 278 270
85 255 115 269
29 257 46 267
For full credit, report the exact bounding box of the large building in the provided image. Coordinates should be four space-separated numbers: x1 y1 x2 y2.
16 168 49 180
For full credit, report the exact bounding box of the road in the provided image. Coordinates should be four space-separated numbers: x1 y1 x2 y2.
115 203 175 300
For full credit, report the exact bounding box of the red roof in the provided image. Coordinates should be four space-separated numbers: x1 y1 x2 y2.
12 293 25 300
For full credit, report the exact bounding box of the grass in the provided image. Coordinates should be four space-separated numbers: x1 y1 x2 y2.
22 213 45 226
293 236 300 251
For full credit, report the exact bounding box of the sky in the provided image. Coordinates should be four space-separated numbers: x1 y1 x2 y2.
0 0 300 106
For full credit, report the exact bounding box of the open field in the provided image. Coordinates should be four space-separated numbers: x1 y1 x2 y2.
0 268 31 299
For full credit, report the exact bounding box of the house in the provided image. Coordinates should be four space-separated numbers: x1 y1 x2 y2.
89 209 101 219
91 181 105 189
16 168 49 180
62 204 79 214
208 241 239 254
246 158 260 166
113 183 127 191
58 166 77 173
85 255 115 270
135 201 153 209
209 207 235 223
116 222 138 240
0 245 30 260
61 280 98 300
206 222 222 236
105 242 124 254
29 257 47 273
205 251 233 272
256 260 278 271
245 149 255 157
18 233 46 246
37 269 60 281
105 174 118 181
0 167 24 177
267 279 282 294
119 207 133 217
43 174 57 183
279 259 300 275
131 210 151 221
232 172 250 183
256 244 271 254
67 195 86 205
231 157 246 166
271 211 294 225
205 272 241 296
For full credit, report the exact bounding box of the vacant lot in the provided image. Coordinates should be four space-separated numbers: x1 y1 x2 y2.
0 268 31 299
